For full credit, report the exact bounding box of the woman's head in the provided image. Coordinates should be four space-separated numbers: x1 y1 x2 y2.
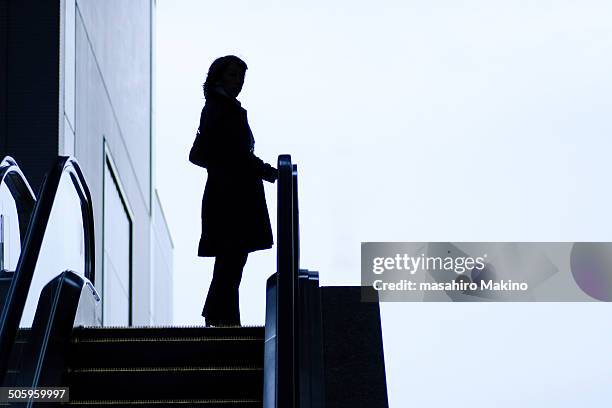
203 55 248 99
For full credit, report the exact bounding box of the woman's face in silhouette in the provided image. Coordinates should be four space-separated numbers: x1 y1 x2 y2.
220 62 245 98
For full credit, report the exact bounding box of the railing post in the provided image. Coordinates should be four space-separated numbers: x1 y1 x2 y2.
266 155 324 408
277 154 295 408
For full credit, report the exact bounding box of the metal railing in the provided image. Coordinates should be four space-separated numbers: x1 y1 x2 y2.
264 155 324 408
0 153 324 405
0 157 37 316
0 157 37 270
0 156 97 386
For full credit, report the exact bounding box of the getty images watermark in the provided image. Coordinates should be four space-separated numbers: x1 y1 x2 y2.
361 242 612 302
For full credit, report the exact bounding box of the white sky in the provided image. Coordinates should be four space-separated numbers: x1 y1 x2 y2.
155 1 612 406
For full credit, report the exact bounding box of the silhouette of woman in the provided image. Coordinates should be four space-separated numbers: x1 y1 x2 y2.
189 55 278 327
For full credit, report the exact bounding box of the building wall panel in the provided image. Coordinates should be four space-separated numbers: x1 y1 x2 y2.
75 9 153 324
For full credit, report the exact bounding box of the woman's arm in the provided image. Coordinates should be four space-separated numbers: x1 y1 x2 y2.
189 104 278 182
246 154 278 183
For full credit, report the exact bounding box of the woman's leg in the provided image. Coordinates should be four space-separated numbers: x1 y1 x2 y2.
202 251 248 325
202 256 225 321
225 251 248 325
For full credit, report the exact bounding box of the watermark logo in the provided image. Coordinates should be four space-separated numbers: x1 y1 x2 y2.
361 242 611 302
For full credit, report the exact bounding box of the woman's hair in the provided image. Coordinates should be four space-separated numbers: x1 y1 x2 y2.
202 55 248 98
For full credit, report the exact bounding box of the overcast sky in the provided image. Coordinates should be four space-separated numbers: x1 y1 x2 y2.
156 1 612 406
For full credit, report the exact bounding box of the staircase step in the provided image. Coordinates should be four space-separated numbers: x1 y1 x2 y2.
65 366 263 400
3 333 31 387
63 398 261 407
71 325 264 341
15 327 32 341
1 370 18 388
69 335 263 368
68 325 264 369
6 336 27 369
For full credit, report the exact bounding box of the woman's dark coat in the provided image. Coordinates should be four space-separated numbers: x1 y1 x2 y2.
189 90 277 257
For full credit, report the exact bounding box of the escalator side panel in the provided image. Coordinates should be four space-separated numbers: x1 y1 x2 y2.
15 271 99 388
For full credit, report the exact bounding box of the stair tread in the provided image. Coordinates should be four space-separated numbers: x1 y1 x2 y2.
66 398 261 404
72 336 262 342
68 344 262 367
65 368 263 400
60 325 265 402
69 365 263 372
71 325 265 341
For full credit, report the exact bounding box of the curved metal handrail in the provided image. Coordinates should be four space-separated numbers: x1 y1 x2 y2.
17 270 100 391
0 156 95 384
0 156 37 254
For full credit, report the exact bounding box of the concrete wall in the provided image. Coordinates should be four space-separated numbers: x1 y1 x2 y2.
0 0 173 326
152 190 173 324
73 0 155 324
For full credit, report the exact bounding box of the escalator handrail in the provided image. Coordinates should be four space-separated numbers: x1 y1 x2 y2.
0 156 95 384
0 156 37 253
271 156 324 408
276 154 297 407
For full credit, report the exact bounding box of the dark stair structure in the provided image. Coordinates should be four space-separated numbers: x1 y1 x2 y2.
0 155 388 408
64 325 264 406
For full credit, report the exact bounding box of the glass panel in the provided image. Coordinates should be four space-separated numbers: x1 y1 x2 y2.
19 172 85 328
0 182 21 272
103 163 131 326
